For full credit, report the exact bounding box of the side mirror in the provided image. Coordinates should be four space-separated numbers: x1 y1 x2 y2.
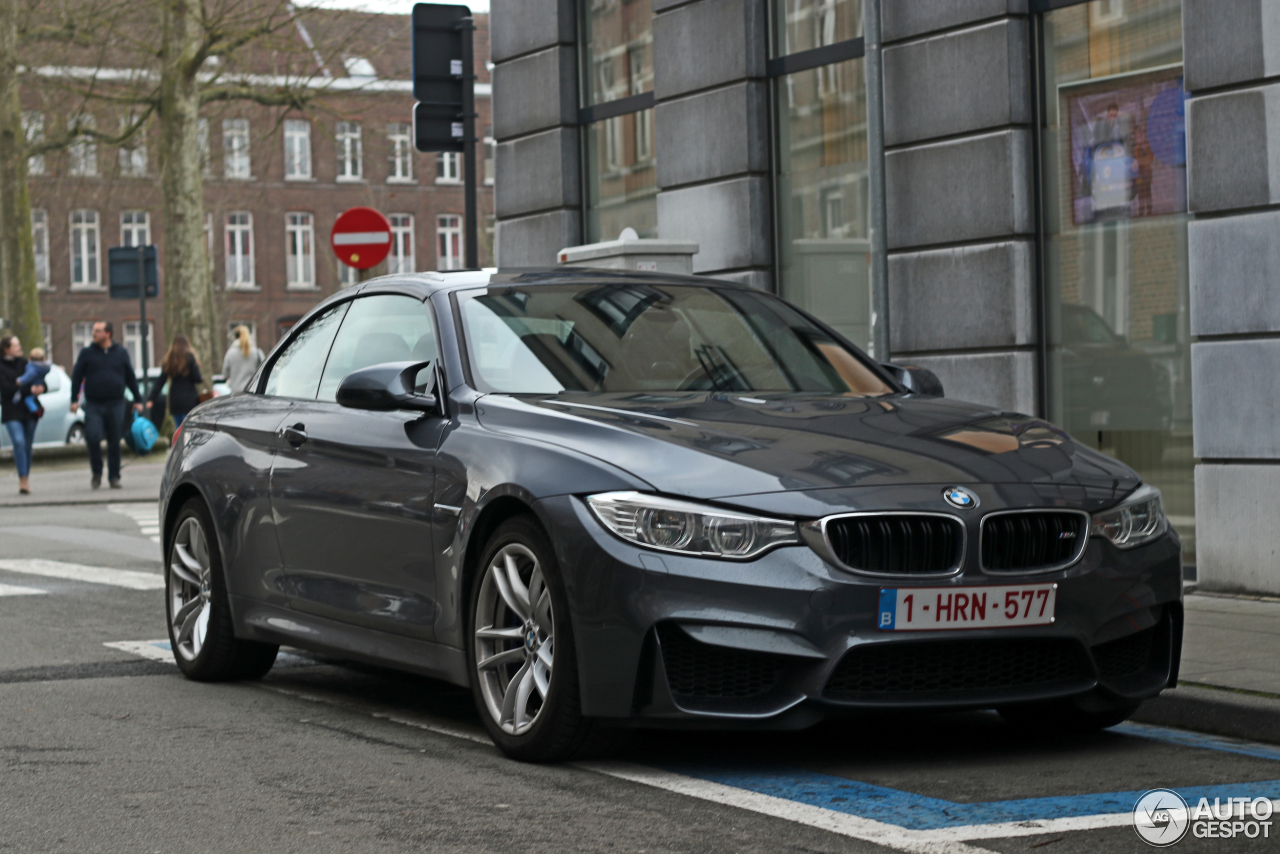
881 363 944 397
337 361 438 413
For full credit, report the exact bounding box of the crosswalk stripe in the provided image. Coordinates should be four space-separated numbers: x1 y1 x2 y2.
0 582 47 596
0 559 165 590
109 503 162 543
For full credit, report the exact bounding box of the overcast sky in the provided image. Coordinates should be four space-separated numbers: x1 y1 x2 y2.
302 0 490 13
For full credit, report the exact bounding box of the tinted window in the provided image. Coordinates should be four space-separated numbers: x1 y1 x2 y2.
458 284 892 396
263 302 349 399
316 294 437 402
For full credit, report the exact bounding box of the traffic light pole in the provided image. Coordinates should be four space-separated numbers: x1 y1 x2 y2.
460 15 479 270
136 244 150 379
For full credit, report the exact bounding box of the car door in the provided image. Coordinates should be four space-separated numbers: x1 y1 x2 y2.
269 292 446 641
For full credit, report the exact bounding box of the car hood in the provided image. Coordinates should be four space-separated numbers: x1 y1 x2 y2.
473 392 1139 506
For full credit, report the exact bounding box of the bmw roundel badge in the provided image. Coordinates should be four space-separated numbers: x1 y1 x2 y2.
942 486 979 510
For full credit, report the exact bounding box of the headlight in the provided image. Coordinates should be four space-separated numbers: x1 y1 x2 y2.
586 491 799 559
1091 484 1168 549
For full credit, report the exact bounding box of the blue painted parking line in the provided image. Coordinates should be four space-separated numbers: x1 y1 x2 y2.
655 764 1280 831
1115 720 1280 763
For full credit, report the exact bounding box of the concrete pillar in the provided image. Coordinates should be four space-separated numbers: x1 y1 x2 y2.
880 3 1036 414
1184 0 1280 595
490 0 581 266
652 0 772 289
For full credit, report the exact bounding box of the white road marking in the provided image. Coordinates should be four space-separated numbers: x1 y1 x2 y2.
109 502 162 543
0 582 47 596
0 559 165 590
104 640 174 662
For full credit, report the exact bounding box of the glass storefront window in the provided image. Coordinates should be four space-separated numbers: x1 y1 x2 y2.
585 108 658 242
774 0 862 56
582 0 653 107
775 57 871 351
1040 0 1194 562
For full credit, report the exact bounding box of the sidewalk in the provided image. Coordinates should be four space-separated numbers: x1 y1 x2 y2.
1134 591 1280 743
0 454 166 506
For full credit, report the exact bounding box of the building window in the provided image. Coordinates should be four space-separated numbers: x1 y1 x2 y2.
223 118 251 179
389 214 414 274
68 116 97 176
204 212 213 266
437 214 463 270
436 151 461 183
284 119 312 180
483 125 495 185
32 210 49 288
336 121 363 180
580 1 657 242
69 210 100 288
72 322 93 357
1039 0 1191 559
285 212 316 289
123 321 155 372
388 122 414 182
23 112 44 175
119 116 147 176
197 118 211 176
121 211 150 247
40 322 52 359
338 261 359 287
225 212 255 288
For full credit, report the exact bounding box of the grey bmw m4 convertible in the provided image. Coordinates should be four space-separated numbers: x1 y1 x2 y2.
160 269 1182 761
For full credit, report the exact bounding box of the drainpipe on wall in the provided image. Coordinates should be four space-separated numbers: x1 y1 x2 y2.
864 0 890 362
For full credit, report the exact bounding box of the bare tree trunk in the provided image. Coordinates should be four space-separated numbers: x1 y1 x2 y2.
0 0 42 347
158 0 217 381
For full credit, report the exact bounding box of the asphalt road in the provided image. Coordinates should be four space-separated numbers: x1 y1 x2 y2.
2 499 1277 853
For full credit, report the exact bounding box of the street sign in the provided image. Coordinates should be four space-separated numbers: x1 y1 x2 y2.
331 207 392 270
412 3 472 153
107 245 158 299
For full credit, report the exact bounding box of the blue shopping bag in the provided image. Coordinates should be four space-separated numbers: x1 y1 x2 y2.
131 415 159 454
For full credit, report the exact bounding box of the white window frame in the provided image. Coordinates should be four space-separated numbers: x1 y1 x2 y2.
336 121 363 181
69 210 101 289
387 122 414 183
223 118 251 179
123 321 156 373
225 212 255 289
72 322 94 357
197 118 211 177
389 214 415 274
121 210 150 247
484 126 495 186
119 116 147 176
68 116 97 177
204 212 213 267
23 111 44 175
32 209 49 289
437 214 463 271
338 260 360 287
284 119 312 180
436 151 461 184
285 212 316 290
40 322 52 360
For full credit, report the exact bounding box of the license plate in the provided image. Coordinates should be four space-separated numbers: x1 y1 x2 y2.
877 584 1057 631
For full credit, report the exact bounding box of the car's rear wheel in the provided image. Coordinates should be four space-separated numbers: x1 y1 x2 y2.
998 698 1141 733
166 498 278 681
467 514 623 762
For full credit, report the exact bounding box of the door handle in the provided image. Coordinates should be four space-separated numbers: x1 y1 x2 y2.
281 423 308 446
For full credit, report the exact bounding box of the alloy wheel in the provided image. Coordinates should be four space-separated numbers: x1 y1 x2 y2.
169 516 213 661
473 543 554 735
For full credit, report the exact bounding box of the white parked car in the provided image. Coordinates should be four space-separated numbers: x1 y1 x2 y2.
0 364 87 449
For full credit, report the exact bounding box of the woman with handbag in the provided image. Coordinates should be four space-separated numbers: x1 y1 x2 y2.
146 334 203 428
0 336 46 495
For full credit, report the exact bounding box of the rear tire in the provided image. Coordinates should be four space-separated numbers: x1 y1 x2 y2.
466 514 626 762
166 498 278 681
998 698 1141 733
66 423 85 444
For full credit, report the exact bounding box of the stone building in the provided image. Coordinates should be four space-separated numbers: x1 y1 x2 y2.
490 0 1279 595
26 10 493 369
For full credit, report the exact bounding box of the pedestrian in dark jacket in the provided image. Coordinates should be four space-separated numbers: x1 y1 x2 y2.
70 321 143 489
0 335 46 495
147 334 203 427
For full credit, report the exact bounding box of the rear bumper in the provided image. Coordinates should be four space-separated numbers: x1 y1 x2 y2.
536 494 1184 724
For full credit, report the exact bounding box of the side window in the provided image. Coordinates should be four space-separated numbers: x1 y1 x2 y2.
263 302 350 399
316 294 437 402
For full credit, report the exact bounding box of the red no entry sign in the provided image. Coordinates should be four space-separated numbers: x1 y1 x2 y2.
331 207 392 270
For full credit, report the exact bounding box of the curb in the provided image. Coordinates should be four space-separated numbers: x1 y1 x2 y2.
1133 683 1280 745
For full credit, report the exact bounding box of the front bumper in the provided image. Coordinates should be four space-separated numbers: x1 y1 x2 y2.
535 494 1184 725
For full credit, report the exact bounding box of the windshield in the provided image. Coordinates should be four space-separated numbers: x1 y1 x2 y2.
457 283 893 396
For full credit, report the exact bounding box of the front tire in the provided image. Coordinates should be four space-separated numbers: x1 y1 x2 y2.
166 498 278 681
467 514 622 762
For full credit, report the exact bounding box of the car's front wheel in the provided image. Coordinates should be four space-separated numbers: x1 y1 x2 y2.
467 514 622 762
166 498 279 681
